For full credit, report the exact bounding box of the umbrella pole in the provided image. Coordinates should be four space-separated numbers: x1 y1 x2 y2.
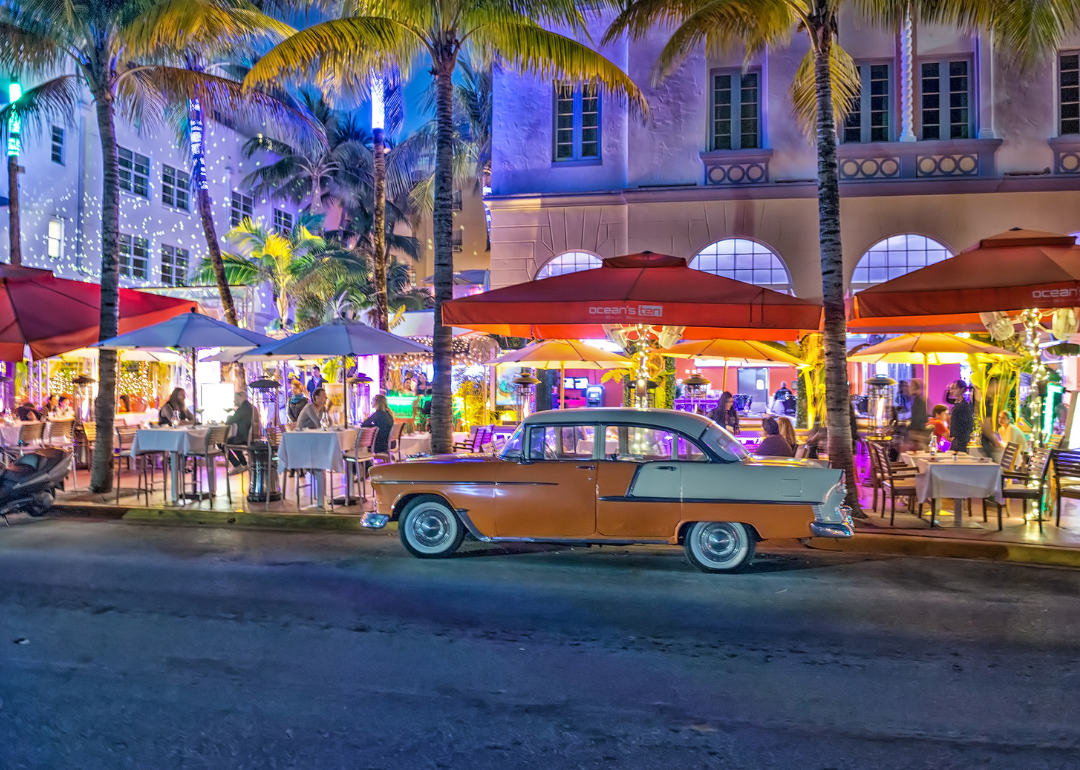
191 349 198 417
342 355 348 427
722 359 728 394
560 364 565 410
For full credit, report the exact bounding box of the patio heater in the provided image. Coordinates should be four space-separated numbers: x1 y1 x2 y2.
683 371 710 414
347 374 373 426
72 374 96 423
512 369 541 423
865 375 897 436
248 378 281 432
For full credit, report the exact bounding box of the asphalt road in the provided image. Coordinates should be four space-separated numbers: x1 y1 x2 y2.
1 519 1079 769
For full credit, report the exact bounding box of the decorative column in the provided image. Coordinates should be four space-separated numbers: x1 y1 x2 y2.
899 7 917 142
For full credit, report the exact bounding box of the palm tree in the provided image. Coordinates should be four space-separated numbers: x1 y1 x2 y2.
606 0 1080 515
0 0 299 493
245 0 647 454
197 214 330 328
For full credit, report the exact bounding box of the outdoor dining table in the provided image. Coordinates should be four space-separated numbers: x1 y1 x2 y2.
901 451 1004 528
130 426 210 505
277 428 357 509
396 432 474 457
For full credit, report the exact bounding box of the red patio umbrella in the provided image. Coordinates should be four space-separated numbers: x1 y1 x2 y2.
0 265 200 359
442 252 822 340
850 229 1080 331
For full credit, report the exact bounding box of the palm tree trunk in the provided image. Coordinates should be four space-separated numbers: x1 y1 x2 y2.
813 22 863 516
8 154 21 265
430 52 457 454
372 125 389 391
90 90 121 493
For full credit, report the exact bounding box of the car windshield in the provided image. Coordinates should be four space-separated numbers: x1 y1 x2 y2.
699 423 750 462
498 425 524 460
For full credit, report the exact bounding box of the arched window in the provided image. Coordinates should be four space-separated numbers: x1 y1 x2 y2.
689 238 793 293
535 251 602 279
851 234 953 291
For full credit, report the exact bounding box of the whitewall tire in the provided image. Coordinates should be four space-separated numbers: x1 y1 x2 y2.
399 496 465 559
683 521 755 573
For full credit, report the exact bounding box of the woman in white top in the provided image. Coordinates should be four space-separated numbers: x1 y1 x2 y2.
997 411 1028 459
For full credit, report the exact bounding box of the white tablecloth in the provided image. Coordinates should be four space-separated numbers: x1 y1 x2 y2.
0 421 40 445
398 432 476 456
901 452 1004 504
278 429 356 473
130 427 210 457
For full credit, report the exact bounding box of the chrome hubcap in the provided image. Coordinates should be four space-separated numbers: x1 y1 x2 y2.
698 523 741 563
410 506 452 549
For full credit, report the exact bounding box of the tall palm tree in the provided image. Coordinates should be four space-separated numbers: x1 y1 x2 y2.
245 0 647 454
607 0 1080 514
0 0 297 493
197 213 329 327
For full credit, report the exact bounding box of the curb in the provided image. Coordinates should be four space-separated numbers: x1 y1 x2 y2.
53 502 394 535
808 532 1080 569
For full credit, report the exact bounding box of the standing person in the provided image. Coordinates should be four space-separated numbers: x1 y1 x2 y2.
707 391 740 435
756 417 794 457
286 379 308 423
978 379 1004 460
947 380 974 453
296 388 328 430
158 388 194 426
361 394 395 455
306 365 325 397
224 391 256 474
776 416 798 449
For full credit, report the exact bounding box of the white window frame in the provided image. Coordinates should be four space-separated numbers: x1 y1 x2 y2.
918 57 974 141
710 69 762 151
452 227 463 252
1060 51 1080 136
162 165 190 211
230 191 253 228
842 61 893 144
118 147 150 198
689 238 792 293
50 126 63 165
552 81 601 163
535 251 602 280
47 218 63 260
119 233 149 280
850 234 953 291
160 243 189 287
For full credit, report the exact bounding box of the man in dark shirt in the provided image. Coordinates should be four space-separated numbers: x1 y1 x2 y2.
225 391 255 472
947 380 974 453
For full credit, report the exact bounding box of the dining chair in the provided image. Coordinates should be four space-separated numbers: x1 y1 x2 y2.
47 419 76 488
869 441 921 525
182 425 231 506
994 446 1053 532
113 426 139 503
452 425 481 453
1052 448 1080 528
385 421 406 463
344 427 378 503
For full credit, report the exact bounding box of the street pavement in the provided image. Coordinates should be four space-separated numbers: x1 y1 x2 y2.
1 519 1079 769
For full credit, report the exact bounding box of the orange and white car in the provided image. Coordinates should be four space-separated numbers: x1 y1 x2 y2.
363 408 853 573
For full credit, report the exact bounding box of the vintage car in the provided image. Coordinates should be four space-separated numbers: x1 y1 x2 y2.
362 408 853 573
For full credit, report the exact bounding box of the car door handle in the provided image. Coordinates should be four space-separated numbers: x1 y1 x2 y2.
657 465 677 471
577 465 595 470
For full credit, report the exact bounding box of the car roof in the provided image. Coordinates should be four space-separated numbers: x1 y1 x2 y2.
522 408 714 436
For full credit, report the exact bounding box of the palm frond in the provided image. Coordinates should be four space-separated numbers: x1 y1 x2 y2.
0 15 66 75
120 0 295 59
790 43 861 136
114 63 167 135
0 75 81 148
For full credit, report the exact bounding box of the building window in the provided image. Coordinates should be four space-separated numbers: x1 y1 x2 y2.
851 234 953 290
162 165 190 211
50 126 63 165
452 189 462 211
553 81 600 162
689 238 792 293
161 244 189 287
711 71 760 151
118 147 150 197
843 63 891 143
920 59 972 140
452 228 463 252
47 218 63 259
230 191 253 228
1060 52 1080 135
273 209 293 233
119 234 149 280
535 251 602 280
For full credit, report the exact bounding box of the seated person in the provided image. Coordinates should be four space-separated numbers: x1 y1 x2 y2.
286 379 308 423
756 417 794 457
361 394 395 454
926 404 950 442
296 388 328 430
223 390 257 474
158 388 195 426
118 394 131 413
40 394 60 419
16 400 42 422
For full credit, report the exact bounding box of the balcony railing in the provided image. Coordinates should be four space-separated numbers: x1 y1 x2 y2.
836 138 1002 181
700 149 774 186
1050 136 1080 174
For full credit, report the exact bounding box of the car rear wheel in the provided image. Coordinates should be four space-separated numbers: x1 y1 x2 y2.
684 521 755 573
399 496 465 559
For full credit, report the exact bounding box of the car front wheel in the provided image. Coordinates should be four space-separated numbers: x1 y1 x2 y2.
399 496 466 559
683 521 755 573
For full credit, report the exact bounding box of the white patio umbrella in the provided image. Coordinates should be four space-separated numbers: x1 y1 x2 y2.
94 309 276 411
235 319 432 426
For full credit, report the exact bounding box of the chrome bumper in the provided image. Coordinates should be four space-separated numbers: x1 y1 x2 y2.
361 513 389 529
810 521 854 538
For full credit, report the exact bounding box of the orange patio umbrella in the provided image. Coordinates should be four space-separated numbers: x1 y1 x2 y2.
849 229 1080 331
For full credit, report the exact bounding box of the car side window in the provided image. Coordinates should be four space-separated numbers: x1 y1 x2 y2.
602 426 709 462
527 425 598 461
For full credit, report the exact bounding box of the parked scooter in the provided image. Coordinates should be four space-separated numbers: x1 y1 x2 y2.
0 448 72 524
